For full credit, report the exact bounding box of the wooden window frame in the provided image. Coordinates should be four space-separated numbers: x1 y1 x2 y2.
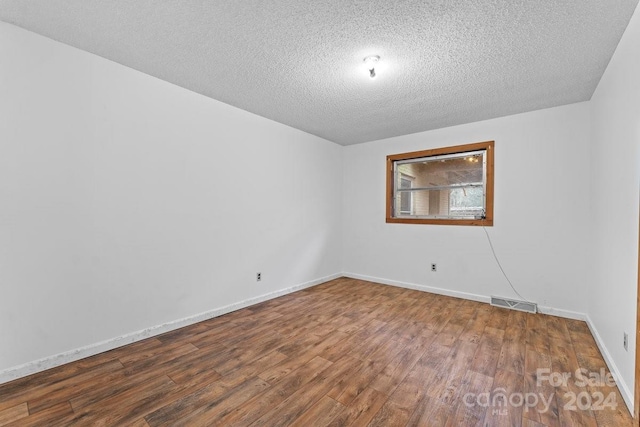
386 140 494 226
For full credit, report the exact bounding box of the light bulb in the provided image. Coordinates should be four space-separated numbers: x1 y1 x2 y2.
363 55 380 79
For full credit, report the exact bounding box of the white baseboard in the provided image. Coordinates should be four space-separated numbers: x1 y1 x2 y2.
343 272 633 415
585 316 634 415
536 305 587 321
343 272 491 304
344 272 588 320
0 273 341 385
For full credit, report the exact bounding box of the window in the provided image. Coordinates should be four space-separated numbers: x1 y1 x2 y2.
399 174 414 214
386 140 494 226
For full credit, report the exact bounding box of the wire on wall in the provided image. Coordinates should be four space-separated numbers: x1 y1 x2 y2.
482 224 533 304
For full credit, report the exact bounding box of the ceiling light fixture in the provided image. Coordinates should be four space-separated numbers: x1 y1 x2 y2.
363 55 380 79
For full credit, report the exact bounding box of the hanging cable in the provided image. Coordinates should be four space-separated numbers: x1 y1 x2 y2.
482 223 532 304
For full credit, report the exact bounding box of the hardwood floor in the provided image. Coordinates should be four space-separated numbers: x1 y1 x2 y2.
0 278 633 426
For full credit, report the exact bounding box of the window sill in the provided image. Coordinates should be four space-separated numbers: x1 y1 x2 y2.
385 217 493 226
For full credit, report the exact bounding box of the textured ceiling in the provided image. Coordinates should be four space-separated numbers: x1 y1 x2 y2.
0 1 638 145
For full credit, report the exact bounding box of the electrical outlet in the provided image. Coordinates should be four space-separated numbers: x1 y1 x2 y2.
431 263 437 272
256 272 261 282
624 332 628 351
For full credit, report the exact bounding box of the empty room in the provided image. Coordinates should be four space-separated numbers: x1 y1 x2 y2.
1 1 639 426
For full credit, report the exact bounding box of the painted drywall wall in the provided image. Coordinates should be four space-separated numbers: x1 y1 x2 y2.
589 2 640 406
343 102 593 316
0 23 343 373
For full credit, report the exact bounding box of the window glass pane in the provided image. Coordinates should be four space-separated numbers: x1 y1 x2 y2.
394 152 485 219
450 187 484 217
399 153 483 187
395 188 482 218
395 189 445 216
399 177 412 213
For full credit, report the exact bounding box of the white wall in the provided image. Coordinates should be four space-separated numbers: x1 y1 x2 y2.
589 1 640 407
0 23 342 375
343 102 593 315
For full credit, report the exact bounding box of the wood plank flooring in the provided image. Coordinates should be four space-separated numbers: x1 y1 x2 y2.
0 278 633 426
